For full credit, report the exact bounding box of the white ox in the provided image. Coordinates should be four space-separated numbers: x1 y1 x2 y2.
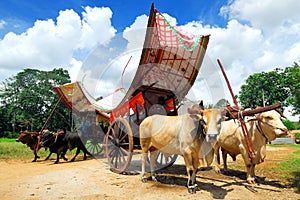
139 106 224 194
213 110 288 183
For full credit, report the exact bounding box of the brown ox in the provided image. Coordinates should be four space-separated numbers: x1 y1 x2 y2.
140 106 223 194
213 110 288 183
16 130 52 162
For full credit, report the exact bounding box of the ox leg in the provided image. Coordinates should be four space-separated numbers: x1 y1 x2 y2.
248 164 256 184
45 152 52 160
183 152 197 194
238 145 256 184
54 153 60 164
150 150 158 181
60 147 68 161
141 139 151 183
192 151 200 191
245 164 256 184
222 149 228 172
141 150 148 182
71 148 81 162
82 146 92 160
32 153 39 162
213 144 221 173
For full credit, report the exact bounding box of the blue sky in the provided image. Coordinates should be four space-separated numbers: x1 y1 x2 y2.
0 0 227 37
0 0 299 120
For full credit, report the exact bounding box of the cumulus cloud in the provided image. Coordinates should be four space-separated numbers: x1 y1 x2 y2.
0 6 116 80
220 0 300 31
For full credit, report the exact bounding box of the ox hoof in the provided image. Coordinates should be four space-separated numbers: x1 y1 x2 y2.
151 176 158 182
32 160 37 162
188 187 196 194
247 178 256 184
188 184 198 194
142 177 148 183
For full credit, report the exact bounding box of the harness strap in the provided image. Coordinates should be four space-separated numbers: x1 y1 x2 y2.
255 121 269 141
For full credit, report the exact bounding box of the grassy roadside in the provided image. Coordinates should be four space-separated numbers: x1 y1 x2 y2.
276 144 300 192
0 138 51 159
0 138 75 160
227 144 300 192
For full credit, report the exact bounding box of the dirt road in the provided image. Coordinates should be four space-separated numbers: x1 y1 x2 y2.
0 146 299 200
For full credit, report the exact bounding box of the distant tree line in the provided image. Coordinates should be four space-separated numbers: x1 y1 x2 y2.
0 62 299 138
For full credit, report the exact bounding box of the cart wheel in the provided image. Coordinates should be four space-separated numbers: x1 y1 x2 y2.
152 152 178 170
105 118 133 173
85 139 104 156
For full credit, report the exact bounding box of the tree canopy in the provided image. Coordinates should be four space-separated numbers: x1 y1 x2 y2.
238 62 300 115
0 68 71 137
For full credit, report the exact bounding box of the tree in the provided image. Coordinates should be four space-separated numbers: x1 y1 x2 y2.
283 63 300 115
0 68 71 136
214 98 230 108
238 63 300 115
239 68 290 109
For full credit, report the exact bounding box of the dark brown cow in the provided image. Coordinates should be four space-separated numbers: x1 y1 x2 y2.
16 130 52 162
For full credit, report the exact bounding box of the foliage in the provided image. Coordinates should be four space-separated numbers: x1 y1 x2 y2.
238 63 300 115
214 98 230 108
284 63 300 115
282 119 296 130
0 68 71 136
294 133 300 138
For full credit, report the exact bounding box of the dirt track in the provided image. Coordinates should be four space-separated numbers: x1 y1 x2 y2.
0 146 299 200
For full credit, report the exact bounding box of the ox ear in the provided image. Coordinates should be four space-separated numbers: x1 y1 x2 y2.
199 100 204 110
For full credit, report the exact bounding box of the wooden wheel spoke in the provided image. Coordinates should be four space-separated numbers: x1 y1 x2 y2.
119 132 128 142
119 146 130 156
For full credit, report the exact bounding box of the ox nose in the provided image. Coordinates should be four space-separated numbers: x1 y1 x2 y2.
206 134 219 143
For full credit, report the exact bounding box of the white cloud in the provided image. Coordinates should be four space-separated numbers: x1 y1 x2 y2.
220 0 300 32
0 6 116 81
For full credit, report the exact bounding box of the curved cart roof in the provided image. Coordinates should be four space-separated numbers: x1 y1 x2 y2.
53 82 111 121
117 3 210 107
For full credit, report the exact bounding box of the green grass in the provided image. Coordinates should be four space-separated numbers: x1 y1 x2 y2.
0 138 51 159
0 138 76 160
276 145 300 192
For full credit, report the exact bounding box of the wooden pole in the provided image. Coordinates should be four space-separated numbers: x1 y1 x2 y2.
35 97 62 152
217 59 255 156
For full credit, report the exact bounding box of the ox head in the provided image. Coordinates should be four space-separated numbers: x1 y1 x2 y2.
188 102 224 143
254 110 288 140
16 131 39 143
16 131 30 143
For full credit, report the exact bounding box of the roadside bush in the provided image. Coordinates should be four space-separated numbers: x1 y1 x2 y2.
282 119 296 130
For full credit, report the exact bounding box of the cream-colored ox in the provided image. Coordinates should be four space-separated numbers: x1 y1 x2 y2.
139 105 224 194
213 109 288 184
